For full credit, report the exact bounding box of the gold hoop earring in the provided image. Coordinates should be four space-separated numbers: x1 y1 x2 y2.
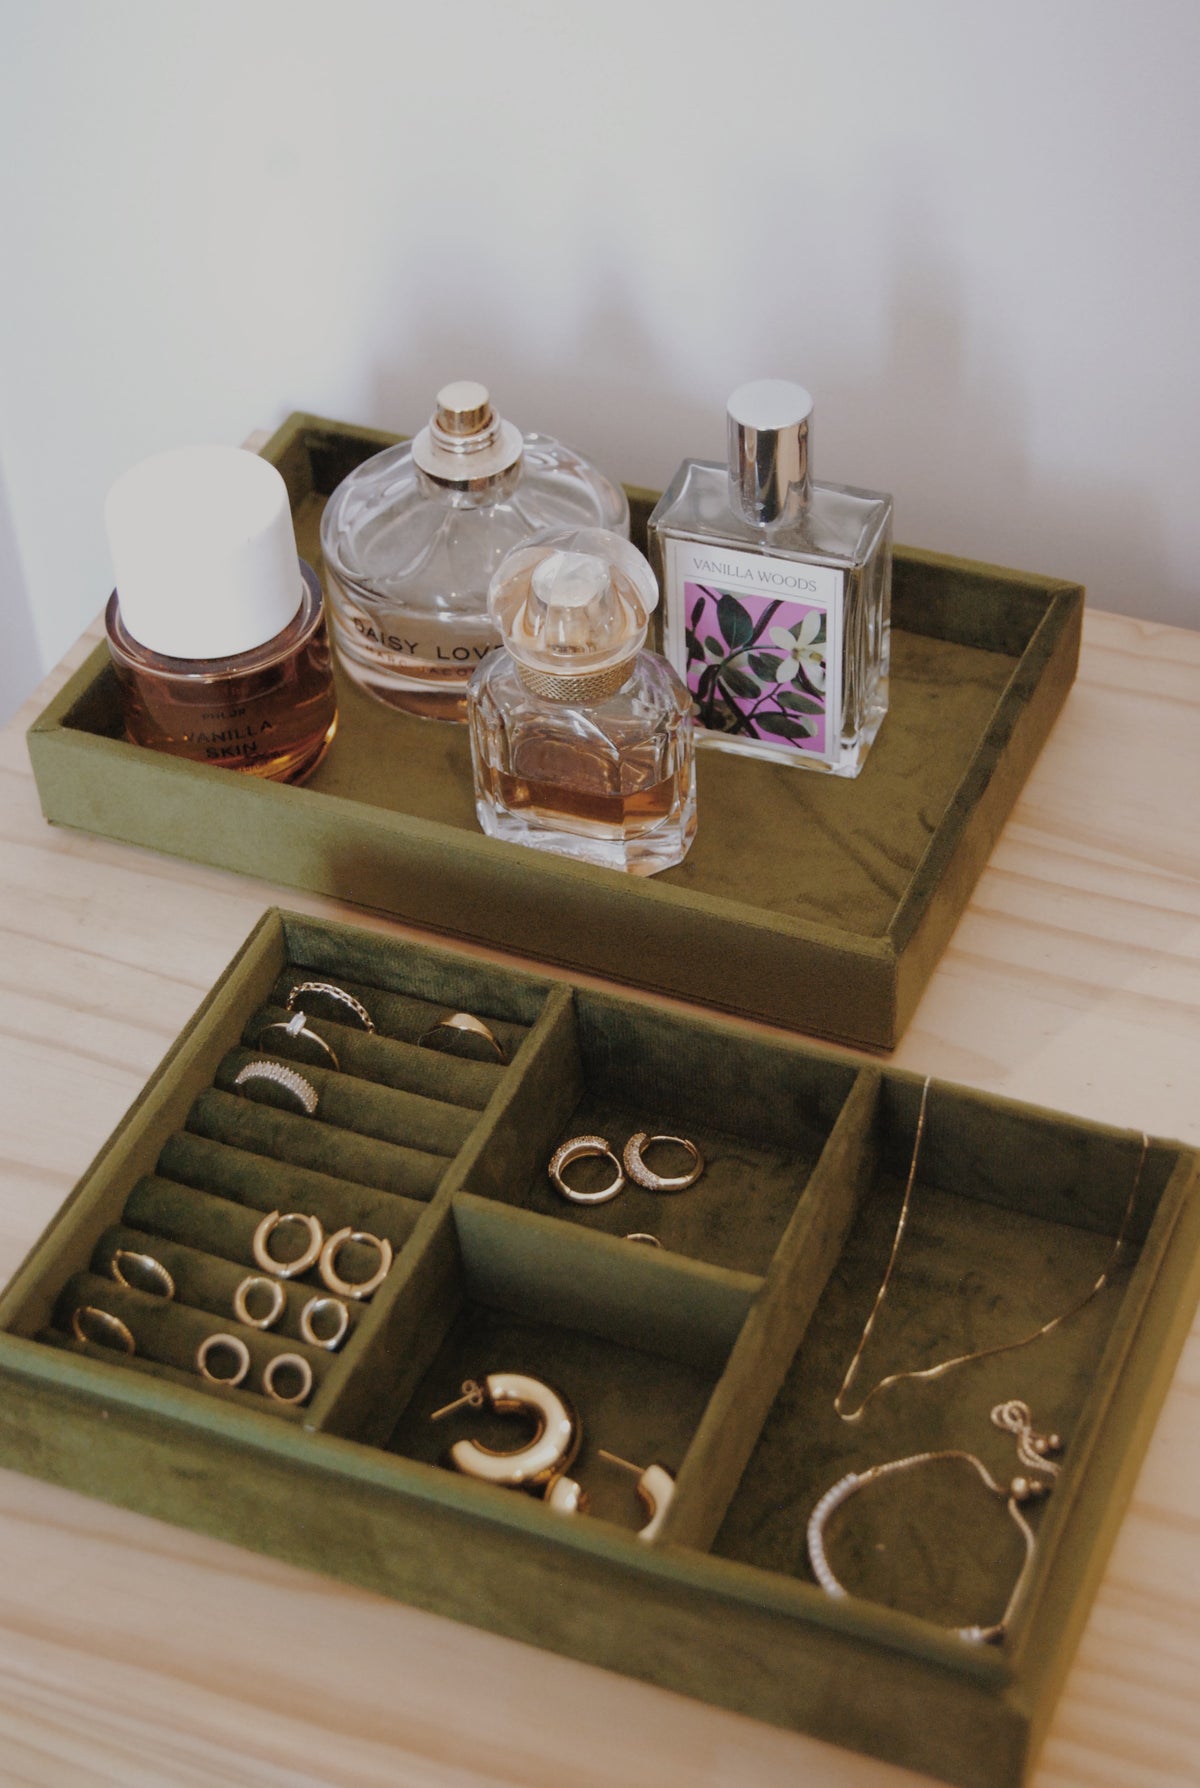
431 1372 586 1510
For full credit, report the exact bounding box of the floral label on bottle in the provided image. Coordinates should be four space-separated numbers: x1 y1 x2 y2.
664 541 843 763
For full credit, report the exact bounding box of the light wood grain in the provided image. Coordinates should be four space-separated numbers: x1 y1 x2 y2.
0 608 1197 1787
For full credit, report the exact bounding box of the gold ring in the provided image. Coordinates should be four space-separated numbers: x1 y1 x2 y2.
233 1059 319 1115
549 1136 625 1205
252 1210 324 1279
299 1295 351 1351
262 1351 314 1406
318 1227 393 1300
110 1249 175 1299
624 1233 662 1247
196 1332 251 1386
416 1012 507 1063
622 1132 704 1192
233 1273 287 1330
255 1013 340 1071
71 1306 136 1354
287 981 375 1032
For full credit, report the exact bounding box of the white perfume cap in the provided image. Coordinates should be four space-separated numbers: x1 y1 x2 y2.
727 379 813 525
105 446 306 659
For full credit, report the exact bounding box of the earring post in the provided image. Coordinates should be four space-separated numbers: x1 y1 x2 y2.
598 1449 641 1475
431 1379 484 1421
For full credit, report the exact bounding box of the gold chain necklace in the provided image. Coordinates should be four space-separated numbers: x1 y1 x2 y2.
834 1078 1148 1423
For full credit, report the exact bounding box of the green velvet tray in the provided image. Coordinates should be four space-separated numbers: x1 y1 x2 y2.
25 414 1085 1051
0 910 1196 1788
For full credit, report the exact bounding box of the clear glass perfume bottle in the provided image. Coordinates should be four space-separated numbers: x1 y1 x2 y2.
320 381 629 722
103 446 338 781
468 528 696 875
649 381 892 776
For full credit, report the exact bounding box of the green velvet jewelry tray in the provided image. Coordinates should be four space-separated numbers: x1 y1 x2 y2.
0 909 1196 1788
25 413 1085 1052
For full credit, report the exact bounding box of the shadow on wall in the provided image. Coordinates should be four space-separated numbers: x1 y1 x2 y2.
0 468 41 725
345 172 1181 623
362 257 722 496
822 180 1174 618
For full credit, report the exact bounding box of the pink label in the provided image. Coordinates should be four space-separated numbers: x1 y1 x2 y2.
682 582 828 753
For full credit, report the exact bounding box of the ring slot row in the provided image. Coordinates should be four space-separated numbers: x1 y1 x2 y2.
152 1136 431 1239
98 1224 362 1340
53 1272 330 1406
267 970 531 1066
246 1003 505 1107
182 1093 450 1198
215 1050 479 1156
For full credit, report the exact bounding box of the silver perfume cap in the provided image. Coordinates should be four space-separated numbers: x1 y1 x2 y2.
727 380 812 525
411 381 523 488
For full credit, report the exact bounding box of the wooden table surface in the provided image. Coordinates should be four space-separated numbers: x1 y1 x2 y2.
0 607 1197 1788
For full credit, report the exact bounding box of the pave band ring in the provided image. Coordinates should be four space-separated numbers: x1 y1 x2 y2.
417 1012 507 1063
263 1352 314 1406
196 1332 251 1387
110 1249 176 1299
623 1132 704 1192
233 1273 287 1330
549 1136 626 1205
286 981 375 1032
255 1011 340 1071
319 1228 393 1300
299 1295 351 1351
72 1306 136 1354
233 1060 319 1116
252 1211 324 1279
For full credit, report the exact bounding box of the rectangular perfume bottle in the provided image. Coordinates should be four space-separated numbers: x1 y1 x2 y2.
649 383 892 777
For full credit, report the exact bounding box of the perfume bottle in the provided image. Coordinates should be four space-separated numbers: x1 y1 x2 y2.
649 381 892 776
468 528 696 875
104 446 338 782
320 381 629 722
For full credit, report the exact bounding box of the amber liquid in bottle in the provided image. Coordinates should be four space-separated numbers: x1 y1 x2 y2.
479 728 684 836
105 564 338 783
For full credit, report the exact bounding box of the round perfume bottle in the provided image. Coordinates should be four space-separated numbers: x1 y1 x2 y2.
468 528 696 876
104 446 338 782
320 382 629 721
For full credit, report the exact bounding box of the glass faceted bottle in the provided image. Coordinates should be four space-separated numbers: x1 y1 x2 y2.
320 381 629 721
468 528 696 875
649 380 892 777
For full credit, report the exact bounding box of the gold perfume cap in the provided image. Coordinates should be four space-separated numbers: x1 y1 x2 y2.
727 379 812 525
412 380 523 486
489 527 658 703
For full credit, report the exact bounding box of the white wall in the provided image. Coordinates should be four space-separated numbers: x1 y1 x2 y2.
1 0 1197 720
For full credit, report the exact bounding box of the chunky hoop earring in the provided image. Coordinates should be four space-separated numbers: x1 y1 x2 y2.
623 1132 704 1192
598 1449 675 1542
318 1227 392 1299
431 1372 585 1509
252 1211 324 1279
262 1352 315 1406
233 1273 287 1330
299 1294 350 1351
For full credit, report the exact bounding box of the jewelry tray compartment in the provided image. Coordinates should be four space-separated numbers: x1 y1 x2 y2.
0 910 1196 1788
26 412 1085 1053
